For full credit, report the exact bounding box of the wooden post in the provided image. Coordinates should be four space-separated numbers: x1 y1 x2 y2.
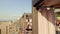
32 7 38 34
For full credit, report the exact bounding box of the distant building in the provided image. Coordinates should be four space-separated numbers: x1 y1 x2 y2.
0 21 11 34
19 13 32 34
9 20 21 34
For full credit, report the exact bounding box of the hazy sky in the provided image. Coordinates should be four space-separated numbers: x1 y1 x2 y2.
0 0 32 21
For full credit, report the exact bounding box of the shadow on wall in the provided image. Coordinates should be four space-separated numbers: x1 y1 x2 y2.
38 7 56 26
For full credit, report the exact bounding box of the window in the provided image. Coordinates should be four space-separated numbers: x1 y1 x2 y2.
26 15 28 17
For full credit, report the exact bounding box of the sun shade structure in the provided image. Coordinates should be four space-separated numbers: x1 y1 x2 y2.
32 0 44 7
33 0 60 9
32 0 60 34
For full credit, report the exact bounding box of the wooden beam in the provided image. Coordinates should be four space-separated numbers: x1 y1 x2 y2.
54 4 60 8
39 0 60 7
